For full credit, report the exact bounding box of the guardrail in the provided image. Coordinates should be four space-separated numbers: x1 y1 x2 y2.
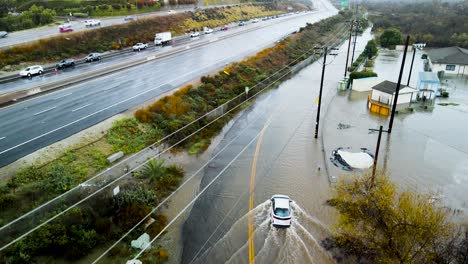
0 12 310 107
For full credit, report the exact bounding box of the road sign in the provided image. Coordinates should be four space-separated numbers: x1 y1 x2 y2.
341 1 349 6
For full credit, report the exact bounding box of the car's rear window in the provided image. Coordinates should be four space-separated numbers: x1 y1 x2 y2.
274 208 289 217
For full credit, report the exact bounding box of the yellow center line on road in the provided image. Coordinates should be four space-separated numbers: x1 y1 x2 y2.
248 123 268 264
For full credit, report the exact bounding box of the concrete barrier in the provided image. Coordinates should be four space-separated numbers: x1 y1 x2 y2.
107 151 124 163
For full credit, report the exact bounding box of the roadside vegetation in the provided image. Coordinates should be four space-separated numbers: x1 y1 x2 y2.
0 3 303 70
348 39 378 83
326 172 468 263
0 5 55 32
365 0 468 48
0 10 352 262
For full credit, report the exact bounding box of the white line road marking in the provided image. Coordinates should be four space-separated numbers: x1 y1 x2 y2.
71 103 93 112
0 137 5 141
54 93 73 100
33 106 56 116
0 55 238 156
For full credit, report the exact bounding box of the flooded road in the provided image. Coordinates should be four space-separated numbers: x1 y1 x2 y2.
168 27 374 263
323 42 468 219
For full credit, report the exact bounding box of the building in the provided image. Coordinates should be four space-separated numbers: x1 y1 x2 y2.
417 72 440 97
426 47 468 76
368 80 417 116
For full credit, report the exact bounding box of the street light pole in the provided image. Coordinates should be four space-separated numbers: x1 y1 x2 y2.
388 35 410 133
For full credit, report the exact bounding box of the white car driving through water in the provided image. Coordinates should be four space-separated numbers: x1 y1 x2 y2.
270 194 292 228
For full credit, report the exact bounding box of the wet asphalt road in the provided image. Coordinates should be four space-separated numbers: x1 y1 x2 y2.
0 5 229 49
0 0 335 167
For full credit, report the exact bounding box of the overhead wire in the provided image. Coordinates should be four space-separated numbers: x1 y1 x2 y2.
0 20 350 254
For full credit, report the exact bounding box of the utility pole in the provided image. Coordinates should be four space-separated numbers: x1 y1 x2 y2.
350 21 359 71
407 44 416 86
314 47 338 139
371 125 383 185
388 35 410 133
407 43 425 86
344 20 354 78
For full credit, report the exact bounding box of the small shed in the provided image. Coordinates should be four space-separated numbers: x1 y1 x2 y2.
417 72 441 96
368 80 417 116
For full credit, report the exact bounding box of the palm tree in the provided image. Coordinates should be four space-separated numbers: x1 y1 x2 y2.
142 159 166 183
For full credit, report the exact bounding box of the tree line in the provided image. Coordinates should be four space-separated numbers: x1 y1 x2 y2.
365 1 468 48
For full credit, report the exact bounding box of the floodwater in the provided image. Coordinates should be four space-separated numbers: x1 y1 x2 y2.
324 45 468 220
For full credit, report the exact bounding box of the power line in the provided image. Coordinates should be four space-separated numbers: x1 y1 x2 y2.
0 22 351 253
93 28 351 262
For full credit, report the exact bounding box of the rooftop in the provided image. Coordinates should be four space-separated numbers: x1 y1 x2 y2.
426 47 468 65
372 80 407 94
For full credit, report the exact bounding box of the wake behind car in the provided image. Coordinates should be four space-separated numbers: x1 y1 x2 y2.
19 65 43 77
132 43 148 51
270 194 292 228
56 59 75 69
84 53 101 62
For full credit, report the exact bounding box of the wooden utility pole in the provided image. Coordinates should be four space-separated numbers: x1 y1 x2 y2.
371 125 383 185
388 35 410 133
315 47 328 139
344 20 354 78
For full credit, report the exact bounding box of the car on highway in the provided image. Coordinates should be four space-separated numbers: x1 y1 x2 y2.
168 10 176 14
59 22 72 29
270 194 292 228
0 31 8 38
238 21 246 26
124 16 135 21
251 18 259 23
84 19 101 27
59 27 73 33
56 59 75 69
132 42 148 51
204 27 213 34
190 31 200 38
19 65 43 77
221 25 229 31
84 53 101 62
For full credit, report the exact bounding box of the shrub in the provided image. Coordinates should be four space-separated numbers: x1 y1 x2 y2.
328 172 465 263
350 69 377 81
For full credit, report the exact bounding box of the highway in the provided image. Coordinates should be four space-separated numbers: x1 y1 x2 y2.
0 5 226 49
0 0 336 167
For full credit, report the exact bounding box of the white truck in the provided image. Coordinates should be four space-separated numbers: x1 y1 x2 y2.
154 32 171 46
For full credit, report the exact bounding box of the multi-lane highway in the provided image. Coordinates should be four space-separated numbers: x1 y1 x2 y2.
0 5 227 49
0 0 336 167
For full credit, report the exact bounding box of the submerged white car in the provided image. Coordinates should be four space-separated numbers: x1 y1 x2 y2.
270 194 292 228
